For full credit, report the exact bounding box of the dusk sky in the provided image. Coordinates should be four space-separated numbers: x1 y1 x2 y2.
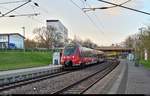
0 0 150 46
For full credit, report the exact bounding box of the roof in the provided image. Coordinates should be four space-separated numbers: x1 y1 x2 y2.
46 20 59 22
0 33 25 38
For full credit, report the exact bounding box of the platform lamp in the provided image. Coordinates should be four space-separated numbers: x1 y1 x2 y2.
22 26 25 52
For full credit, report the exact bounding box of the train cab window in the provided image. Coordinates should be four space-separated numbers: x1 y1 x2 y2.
80 51 83 57
64 46 76 56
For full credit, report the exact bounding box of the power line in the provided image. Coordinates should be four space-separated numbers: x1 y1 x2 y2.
0 5 12 12
82 0 105 33
97 0 150 16
27 1 51 24
0 0 31 17
0 0 40 18
0 1 42 24
28 16 44 24
83 0 131 12
30 4 36 14
0 0 26 5
1 13 39 17
70 0 83 12
0 5 40 22
31 0 54 19
80 0 86 8
70 0 104 34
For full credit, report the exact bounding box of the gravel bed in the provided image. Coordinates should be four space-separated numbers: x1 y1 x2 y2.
1 61 112 94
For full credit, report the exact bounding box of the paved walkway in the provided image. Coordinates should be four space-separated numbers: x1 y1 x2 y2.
125 60 150 94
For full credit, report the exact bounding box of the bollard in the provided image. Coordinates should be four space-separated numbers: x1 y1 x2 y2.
134 58 139 67
135 62 139 67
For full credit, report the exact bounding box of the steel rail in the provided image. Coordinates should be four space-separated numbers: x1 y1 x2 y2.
52 61 119 94
80 62 119 94
0 62 103 92
0 71 70 92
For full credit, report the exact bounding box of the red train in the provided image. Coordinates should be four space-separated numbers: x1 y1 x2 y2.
60 43 105 68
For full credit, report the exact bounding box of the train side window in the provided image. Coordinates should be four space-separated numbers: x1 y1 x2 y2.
80 51 83 57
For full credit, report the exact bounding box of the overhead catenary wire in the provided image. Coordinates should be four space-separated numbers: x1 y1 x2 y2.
0 1 43 25
97 0 150 16
0 0 27 5
32 0 104 34
31 0 56 22
29 2 45 24
82 0 105 33
2 13 39 17
0 0 31 17
80 0 86 8
70 0 104 34
83 0 132 11
30 4 37 15
82 0 132 33
31 0 50 15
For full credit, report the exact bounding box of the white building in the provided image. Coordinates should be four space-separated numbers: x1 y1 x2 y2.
0 33 24 49
46 20 68 47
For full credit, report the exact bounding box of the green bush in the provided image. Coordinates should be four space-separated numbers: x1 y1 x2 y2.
140 60 150 69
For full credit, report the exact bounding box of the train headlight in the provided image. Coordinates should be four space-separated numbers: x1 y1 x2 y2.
72 56 75 59
63 57 66 59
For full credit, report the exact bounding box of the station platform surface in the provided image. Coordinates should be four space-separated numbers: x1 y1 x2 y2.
0 64 62 76
125 60 150 94
85 59 150 94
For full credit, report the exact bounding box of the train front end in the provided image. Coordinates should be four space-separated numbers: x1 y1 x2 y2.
61 45 80 68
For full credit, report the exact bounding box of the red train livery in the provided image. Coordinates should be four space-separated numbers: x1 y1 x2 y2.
61 43 105 68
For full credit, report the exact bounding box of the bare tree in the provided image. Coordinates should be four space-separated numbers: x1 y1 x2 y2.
82 39 92 48
124 26 150 60
33 26 57 49
139 26 150 59
69 35 98 49
25 39 37 48
124 36 135 48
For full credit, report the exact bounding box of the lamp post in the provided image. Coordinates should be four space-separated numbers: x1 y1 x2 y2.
22 27 25 52
138 27 146 60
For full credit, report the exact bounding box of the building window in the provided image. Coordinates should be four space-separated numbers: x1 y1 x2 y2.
0 35 8 42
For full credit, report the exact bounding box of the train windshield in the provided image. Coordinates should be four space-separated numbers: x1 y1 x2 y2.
64 46 76 56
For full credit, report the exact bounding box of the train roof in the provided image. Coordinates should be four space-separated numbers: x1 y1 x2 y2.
64 43 104 54
97 50 105 54
65 43 80 47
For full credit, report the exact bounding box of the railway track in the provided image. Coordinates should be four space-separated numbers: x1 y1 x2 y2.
53 61 119 94
0 71 70 92
0 60 119 94
0 62 102 92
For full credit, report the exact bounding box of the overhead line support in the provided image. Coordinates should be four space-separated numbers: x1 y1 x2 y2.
0 0 31 17
98 0 150 16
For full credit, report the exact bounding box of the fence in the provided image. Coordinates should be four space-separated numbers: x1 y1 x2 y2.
0 48 64 53
0 48 51 52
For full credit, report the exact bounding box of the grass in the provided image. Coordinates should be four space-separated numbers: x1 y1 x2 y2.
0 51 52 71
140 60 150 69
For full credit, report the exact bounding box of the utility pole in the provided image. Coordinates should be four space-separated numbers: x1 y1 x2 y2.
22 27 25 52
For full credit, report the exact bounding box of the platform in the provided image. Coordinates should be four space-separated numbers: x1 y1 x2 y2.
125 60 150 94
0 64 62 86
84 59 150 94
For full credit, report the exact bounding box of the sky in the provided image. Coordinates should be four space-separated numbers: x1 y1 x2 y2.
0 0 150 46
